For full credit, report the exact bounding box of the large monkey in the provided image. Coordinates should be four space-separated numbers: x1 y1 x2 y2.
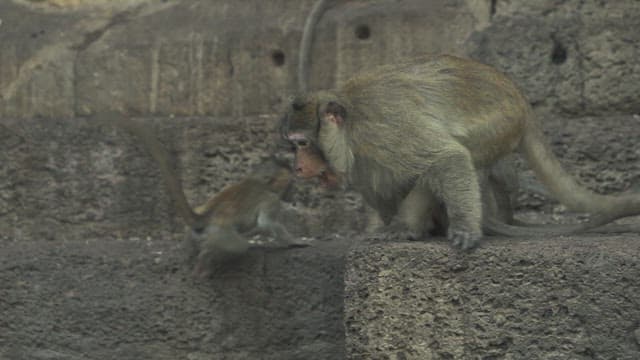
295 0 580 236
101 113 307 277
281 55 640 249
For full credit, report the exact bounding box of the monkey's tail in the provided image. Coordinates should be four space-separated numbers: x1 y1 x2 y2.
98 113 205 229
484 217 640 237
520 116 640 223
297 0 329 93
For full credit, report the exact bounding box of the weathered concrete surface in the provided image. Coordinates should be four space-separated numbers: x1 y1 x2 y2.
1 233 352 360
1 112 638 359
1 1 640 359
466 0 640 116
324 0 489 87
2 0 639 119
0 0 489 118
0 115 366 242
0 115 367 359
345 236 640 359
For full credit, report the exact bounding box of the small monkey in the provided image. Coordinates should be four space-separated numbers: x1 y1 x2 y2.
281 55 640 249
101 113 307 277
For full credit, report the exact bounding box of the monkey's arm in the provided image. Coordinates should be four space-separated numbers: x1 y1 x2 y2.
426 146 483 249
253 196 310 248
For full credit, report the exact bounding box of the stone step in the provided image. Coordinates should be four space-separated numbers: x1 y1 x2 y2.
345 236 640 359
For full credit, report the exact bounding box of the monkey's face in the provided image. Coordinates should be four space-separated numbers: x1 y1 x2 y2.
293 142 340 188
281 95 341 188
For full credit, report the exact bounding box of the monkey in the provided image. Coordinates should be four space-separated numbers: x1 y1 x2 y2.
280 54 640 249
364 154 640 239
294 0 625 238
477 148 640 236
295 0 567 237
99 113 308 277
186 159 309 277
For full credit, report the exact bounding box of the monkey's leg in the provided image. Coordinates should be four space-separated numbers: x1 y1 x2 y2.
365 209 385 233
426 149 483 249
396 185 439 238
192 226 250 278
362 189 430 240
481 155 520 224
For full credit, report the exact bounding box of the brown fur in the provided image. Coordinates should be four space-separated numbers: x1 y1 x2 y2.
281 55 640 248
101 113 306 277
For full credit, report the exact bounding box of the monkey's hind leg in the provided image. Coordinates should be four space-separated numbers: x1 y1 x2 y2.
395 185 439 239
191 225 251 278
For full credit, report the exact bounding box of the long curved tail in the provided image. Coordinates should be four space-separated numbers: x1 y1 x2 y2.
297 0 330 93
484 216 640 236
520 114 640 221
97 112 206 229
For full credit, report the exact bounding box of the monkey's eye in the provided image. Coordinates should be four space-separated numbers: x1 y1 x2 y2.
296 139 309 148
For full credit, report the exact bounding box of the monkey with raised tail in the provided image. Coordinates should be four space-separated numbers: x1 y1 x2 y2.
101 113 308 277
281 54 640 248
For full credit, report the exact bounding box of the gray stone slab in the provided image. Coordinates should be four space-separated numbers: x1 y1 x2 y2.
0 233 351 360
466 0 640 116
345 236 640 359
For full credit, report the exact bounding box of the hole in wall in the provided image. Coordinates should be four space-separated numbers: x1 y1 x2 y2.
355 24 371 40
271 50 285 67
551 39 567 65
490 0 497 17
30 29 45 39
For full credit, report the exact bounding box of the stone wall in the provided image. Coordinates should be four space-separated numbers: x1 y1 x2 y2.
1 1 639 359
2 1 639 119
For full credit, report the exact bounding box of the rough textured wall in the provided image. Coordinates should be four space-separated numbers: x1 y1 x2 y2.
0 115 366 360
346 237 640 359
2 1 639 118
467 0 640 116
0 0 490 118
1 1 640 359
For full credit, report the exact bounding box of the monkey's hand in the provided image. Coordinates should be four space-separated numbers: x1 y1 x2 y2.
448 227 482 250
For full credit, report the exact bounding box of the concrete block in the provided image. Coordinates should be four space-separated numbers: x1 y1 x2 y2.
75 46 151 115
0 116 278 242
345 236 640 359
331 0 488 86
466 0 640 116
0 233 351 360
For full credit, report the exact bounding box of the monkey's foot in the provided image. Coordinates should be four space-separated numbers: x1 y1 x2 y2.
286 237 313 248
379 222 422 241
448 229 482 250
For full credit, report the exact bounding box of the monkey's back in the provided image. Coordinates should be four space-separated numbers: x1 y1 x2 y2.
195 179 277 231
339 55 531 166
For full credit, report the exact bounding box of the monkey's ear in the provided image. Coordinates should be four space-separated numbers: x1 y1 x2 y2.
324 101 347 125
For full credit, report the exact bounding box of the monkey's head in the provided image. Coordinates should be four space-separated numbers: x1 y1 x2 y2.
280 93 344 188
249 156 295 197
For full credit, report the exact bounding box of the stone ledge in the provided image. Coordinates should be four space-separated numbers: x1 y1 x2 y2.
345 235 640 359
0 235 352 360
